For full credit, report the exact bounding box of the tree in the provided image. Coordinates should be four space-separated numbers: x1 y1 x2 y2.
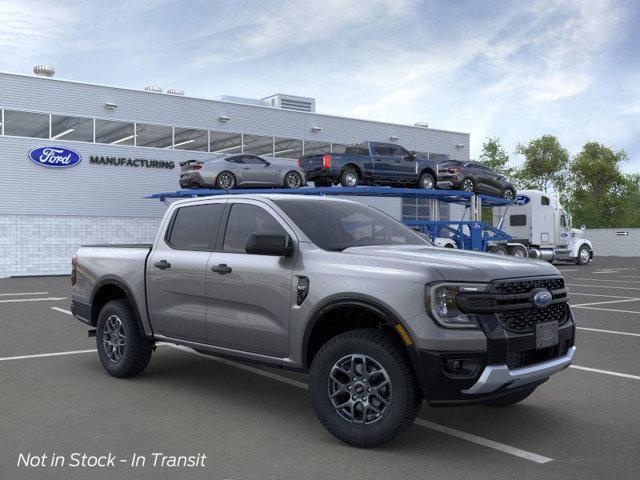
515 135 569 193
479 137 514 177
566 142 628 228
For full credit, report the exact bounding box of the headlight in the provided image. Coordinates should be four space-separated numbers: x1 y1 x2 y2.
426 283 488 329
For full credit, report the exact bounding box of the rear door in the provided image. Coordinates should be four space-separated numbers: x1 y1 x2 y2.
146 201 226 343
205 200 296 357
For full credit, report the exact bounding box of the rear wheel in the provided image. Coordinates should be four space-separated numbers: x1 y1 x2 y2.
340 168 359 187
419 172 435 190
489 245 508 256
96 300 153 378
309 329 422 448
502 188 516 200
462 178 475 192
507 244 528 258
284 171 303 189
484 386 537 407
215 171 236 190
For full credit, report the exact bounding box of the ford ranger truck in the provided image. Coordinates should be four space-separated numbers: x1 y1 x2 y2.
71 195 576 448
298 141 439 189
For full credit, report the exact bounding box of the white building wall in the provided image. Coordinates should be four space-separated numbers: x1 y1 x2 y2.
0 214 161 277
583 229 640 257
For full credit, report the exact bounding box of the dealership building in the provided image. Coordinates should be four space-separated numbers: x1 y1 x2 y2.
0 68 470 277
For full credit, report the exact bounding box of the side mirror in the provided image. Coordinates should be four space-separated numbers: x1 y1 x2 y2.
245 232 293 257
581 225 586 230
404 152 416 160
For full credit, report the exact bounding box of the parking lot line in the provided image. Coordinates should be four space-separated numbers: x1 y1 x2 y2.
50 306 72 315
0 349 96 362
570 365 640 381
576 327 640 338
170 344 554 464
0 296 67 304
566 284 640 291
0 291 49 296
571 278 640 284
571 305 640 314
568 292 637 299
571 298 640 307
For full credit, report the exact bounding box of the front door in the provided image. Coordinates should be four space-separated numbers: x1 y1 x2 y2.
205 200 295 357
146 202 226 343
240 155 280 185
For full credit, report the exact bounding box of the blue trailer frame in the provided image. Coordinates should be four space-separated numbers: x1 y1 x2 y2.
147 186 513 252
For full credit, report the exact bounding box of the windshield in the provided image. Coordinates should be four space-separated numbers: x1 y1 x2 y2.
273 199 432 251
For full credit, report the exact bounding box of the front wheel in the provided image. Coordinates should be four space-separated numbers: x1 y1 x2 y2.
489 245 508 256
502 188 516 200
284 171 303 189
96 300 153 378
419 172 435 190
309 329 422 448
215 171 236 190
576 245 591 265
461 178 475 192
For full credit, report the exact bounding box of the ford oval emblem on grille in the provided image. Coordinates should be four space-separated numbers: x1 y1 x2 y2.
28 146 82 168
531 288 553 309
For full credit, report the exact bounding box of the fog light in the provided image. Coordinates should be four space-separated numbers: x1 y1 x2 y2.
444 357 480 377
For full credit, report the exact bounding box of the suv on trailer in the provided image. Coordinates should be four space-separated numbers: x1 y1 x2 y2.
71 195 575 447
437 160 516 199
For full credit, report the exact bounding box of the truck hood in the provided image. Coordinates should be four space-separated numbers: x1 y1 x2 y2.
342 245 560 282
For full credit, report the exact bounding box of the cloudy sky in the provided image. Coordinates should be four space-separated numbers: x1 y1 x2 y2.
1 0 639 171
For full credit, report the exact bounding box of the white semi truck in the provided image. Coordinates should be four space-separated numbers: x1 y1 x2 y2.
492 189 593 265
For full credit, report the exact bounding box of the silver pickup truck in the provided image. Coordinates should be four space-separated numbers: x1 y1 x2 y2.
71 194 576 447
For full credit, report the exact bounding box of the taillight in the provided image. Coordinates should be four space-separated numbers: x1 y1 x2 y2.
71 255 77 286
322 154 331 168
192 164 202 170
297 159 302 167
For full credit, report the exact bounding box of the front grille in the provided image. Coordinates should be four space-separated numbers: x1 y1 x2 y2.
506 341 570 369
496 302 568 333
494 278 564 295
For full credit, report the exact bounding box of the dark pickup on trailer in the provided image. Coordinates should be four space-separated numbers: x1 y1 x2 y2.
298 141 439 189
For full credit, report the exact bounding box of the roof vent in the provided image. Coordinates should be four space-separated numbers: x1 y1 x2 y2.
414 122 429 128
33 65 55 78
167 88 185 96
144 85 163 93
262 93 316 113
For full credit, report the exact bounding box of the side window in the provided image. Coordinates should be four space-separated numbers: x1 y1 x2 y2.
226 156 244 164
541 196 550 206
510 214 527 226
372 144 390 156
223 204 287 253
167 203 224 251
387 145 404 157
243 155 267 165
560 215 567 227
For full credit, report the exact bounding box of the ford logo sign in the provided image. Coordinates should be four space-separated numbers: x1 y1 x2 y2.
28 146 82 168
514 195 530 205
531 288 553 309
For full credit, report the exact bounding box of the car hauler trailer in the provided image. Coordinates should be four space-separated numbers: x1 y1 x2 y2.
148 186 515 254
492 189 593 265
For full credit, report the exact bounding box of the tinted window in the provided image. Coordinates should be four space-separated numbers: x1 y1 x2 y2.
225 156 245 164
4 110 50 138
372 144 390 156
223 204 287 253
168 204 224 251
541 196 550 206
242 155 268 165
345 146 370 156
387 145 407 157
510 214 527 226
273 199 430 251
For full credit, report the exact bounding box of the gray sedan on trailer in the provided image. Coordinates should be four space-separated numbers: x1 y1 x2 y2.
179 154 307 190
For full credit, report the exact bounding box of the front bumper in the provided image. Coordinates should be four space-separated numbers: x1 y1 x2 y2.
461 346 575 395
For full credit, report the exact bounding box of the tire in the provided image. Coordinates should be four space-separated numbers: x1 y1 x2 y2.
507 244 528 258
418 172 435 190
576 245 591 265
284 171 303 189
502 188 516 200
489 245 508 256
314 178 332 187
96 300 153 378
340 168 359 187
308 329 422 448
215 171 236 190
484 386 537 407
461 178 475 192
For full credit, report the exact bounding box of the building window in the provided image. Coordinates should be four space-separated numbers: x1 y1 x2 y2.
50 114 94 142
510 214 527 226
210 131 242 154
95 119 135 145
303 140 331 156
243 134 274 156
173 127 208 151
3 110 50 139
273 137 303 159
402 199 449 222
135 123 173 148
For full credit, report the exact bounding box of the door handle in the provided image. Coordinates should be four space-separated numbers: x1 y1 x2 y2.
153 260 171 270
211 264 232 275
242 167 250 170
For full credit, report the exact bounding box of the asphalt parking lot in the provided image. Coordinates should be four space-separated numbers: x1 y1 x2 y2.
2 257 640 480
